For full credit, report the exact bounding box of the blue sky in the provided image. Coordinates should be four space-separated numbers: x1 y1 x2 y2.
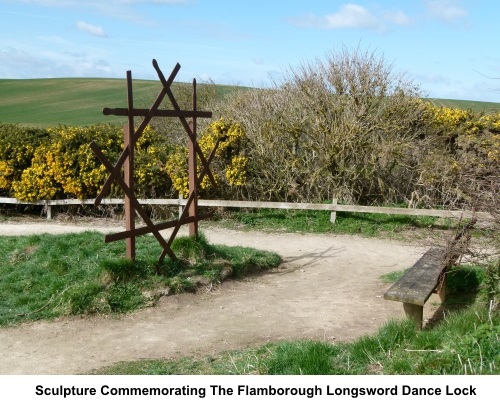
0 0 499 102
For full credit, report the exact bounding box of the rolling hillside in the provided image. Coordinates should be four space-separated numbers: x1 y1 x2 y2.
0 78 238 127
1 78 499 127
425 97 500 113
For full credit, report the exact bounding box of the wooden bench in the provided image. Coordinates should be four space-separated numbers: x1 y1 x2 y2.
384 247 448 328
384 220 475 328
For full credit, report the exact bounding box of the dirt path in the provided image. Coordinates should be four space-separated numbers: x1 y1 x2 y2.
0 221 431 375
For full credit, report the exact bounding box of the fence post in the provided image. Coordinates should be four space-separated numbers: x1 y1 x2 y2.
178 193 184 219
45 202 52 220
330 198 337 224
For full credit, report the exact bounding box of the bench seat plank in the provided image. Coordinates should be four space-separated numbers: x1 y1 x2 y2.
384 247 447 306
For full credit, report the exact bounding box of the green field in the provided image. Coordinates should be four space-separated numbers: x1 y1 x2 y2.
1 78 499 127
0 78 239 127
426 97 500 113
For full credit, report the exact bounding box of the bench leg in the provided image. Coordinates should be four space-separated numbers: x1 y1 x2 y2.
403 303 423 329
437 274 446 303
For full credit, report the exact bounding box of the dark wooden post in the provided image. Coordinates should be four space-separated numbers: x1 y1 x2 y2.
92 61 215 264
188 78 198 237
124 71 135 259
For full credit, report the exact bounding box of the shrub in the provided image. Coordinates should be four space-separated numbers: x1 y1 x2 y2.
217 47 429 204
164 118 247 198
2 119 247 202
12 124 123 201
130 124 174 198
10 124 173 201
0 124 49 195
414 105 500 208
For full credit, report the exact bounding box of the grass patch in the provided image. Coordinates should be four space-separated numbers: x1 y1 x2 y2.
92 265 499 375
91 347 273 375
216 208 451 237
0 232 280 327
93 303 499 375
379 270 406 283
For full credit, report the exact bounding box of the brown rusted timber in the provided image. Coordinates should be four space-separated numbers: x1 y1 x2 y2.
188 79 198 237
94 62 182 206
90 59 217 264
90 142 176 261
105 213 212 243
153 61 217 189
124 71 135 260
103 107 211 118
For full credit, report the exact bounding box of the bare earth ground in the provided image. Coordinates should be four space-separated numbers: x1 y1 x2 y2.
0 220 436 375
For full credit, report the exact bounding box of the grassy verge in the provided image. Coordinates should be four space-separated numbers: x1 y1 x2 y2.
214 208 454 237
0 232 280 327
90 265 499 375
0 204 458 240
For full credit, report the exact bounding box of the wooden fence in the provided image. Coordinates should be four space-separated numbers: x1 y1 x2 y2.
0 197 492 222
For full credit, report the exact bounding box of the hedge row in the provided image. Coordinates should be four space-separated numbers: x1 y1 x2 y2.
0 119 247 202
0 106 499 207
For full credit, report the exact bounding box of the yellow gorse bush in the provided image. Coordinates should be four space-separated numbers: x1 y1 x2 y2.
418 103 500 202
473 113 500 162
165 118 247 197
430 105 470 126
3 120 245 202
6 124 172 202
131 125 172 197
0 124 49 193
12 144 60 200
426 104 500 162
164 146 188 197
12 125 123 201
225 156 248 187
0 160 14 190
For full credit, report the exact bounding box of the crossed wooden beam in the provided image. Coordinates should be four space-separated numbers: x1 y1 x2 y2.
90 60 218 263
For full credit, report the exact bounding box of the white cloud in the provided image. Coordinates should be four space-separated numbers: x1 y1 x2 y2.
76 21 107 37
289 3 411 32
0 47 114 78
324 4 378 29
425 0 467 22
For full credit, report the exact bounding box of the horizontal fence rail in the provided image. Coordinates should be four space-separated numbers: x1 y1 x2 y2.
0 197 492 222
